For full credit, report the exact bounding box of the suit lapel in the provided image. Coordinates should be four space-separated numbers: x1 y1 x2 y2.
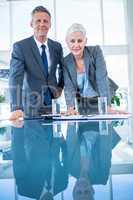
47 39 55 65
83 47 90 75
66 54 77 88
29 36 47 78
47 39 59 77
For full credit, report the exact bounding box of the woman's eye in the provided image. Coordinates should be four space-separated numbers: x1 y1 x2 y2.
78 39 83 43
70 39 75 43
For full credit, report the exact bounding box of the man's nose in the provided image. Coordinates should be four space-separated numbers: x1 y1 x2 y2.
40 20 45 25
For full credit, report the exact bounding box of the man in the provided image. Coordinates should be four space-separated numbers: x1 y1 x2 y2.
9 6 64 117
12 120 68 200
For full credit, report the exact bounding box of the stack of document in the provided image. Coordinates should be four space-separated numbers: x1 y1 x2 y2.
53 113 132 121
0 113 132 122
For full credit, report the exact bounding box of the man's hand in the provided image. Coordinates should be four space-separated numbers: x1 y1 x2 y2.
10 120 24 128
9 109 24 120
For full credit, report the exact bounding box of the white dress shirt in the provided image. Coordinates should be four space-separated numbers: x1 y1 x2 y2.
34 37 51 72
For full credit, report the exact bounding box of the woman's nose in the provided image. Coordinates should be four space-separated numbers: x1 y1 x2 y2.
73 41 79 47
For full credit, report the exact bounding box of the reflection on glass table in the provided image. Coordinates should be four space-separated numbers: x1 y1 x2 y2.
0 118 133 200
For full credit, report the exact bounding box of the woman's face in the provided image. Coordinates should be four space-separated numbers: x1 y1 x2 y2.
66 31 87 58
73 178 94 200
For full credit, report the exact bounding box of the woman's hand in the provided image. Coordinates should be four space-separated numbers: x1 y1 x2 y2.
9 109 24 120
65 107 79 115
107 106 128 114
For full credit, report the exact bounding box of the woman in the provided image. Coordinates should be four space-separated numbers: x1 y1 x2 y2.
63 23 110 115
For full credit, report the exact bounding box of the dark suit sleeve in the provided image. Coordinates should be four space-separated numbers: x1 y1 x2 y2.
48 41 64 98
9 42 25 111
11 126 27 179
63 59 76 108
57 44 64 91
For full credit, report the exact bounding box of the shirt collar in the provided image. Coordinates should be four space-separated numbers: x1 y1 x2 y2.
34 36 48 50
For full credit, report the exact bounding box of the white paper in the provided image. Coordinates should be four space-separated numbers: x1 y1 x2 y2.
53 114 132 120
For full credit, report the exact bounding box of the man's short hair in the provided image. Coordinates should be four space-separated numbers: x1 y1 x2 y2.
31 6 51 17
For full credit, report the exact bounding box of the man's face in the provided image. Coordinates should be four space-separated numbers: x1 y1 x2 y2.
31 11 51 41
66 31 87 58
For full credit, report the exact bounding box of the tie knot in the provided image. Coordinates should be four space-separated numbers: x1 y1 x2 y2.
41 44 46 51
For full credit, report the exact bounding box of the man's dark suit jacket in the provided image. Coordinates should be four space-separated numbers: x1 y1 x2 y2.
9 36 64 115
11 120 68 199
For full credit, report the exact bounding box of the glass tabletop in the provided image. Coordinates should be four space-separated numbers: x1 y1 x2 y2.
0 117 133 200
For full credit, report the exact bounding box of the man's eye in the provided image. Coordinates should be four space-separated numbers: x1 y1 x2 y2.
43 20 48 23
36 19 41 23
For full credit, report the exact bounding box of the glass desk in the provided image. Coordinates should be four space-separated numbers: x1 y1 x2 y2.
0 117 133 200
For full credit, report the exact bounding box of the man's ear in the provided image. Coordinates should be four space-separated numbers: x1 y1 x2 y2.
49 21 51 29
30 20 33 28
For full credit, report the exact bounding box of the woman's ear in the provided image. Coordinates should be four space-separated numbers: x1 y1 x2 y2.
65 37 68 45
85 37 87 44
